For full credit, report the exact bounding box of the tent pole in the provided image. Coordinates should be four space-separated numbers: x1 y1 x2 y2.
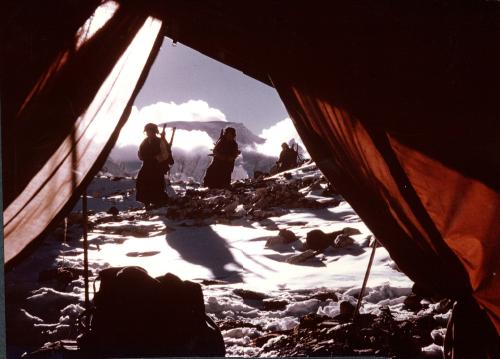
353 237 378 322
82 190 90 312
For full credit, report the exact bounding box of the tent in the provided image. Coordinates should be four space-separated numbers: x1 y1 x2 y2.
2 0 499 357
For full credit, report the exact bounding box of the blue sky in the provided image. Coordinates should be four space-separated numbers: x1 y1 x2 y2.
134 37 289 134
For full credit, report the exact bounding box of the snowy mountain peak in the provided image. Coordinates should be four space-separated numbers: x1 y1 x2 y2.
161 121 265 146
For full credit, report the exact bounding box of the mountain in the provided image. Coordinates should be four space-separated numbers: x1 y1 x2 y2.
161 121 265 146
105 120 302 181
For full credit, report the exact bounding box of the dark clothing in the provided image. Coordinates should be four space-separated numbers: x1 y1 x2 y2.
203 137 239 189
136 137 167 207
277 147 298 171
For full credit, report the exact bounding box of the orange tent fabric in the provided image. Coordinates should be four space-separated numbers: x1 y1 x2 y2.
2 1 499 355
2 0 164 263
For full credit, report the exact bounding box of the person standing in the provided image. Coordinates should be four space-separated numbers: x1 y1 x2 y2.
136 123 169 209
203 127 241 189
276 142 298 172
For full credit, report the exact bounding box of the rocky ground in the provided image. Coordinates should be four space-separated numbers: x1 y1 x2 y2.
5 164 448 358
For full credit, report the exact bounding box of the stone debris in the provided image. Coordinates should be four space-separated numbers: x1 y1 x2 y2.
333 234 355 248
233 288 269 301
285 249 318 264
106 206 119 216
265 236 286 248
259 305 446 358
311 291 339 302
38 267 87 285
305 230 331 250
163 175 338 222
262 299 288 311
278 229 298 243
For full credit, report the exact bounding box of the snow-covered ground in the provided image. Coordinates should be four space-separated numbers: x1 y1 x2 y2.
5 163 448 358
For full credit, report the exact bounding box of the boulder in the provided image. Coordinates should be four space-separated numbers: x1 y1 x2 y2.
312 291 339 302
403 294 422 312
107 206 119 216
333 234 354 248
332 300 355 322
233 288 268 300
342 227 361 236
278 229 298 243
223 200 238 213
306 230 331 250
265 236 285 248
263 299 288 311
286 249 317 264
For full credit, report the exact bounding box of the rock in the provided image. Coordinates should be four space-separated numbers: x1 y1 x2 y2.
339 300 355 318
217 319 262 331
311 291 338 302
430 328 446 346
223 200 238 213
255 187 268 199
360 235 372 247
299 313 328 329
234 204 246 217
265 236 285 248
199 279 228 286
342 227 361 236
263 299 288 311
403 294 422 312
38 267 85 285
283 172 293 179
278 229 298 243
252 209 264 218
333 234 354 248
286 249 317 264
233 288 268 300
107 206 119 216
253 333 282 347
306 230 331 250
253 171 269 179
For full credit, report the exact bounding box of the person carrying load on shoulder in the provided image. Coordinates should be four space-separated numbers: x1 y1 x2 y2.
203 127 241 189
136 123 170 210
276 142 298 172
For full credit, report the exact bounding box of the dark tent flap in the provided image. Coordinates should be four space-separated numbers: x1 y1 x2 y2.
2 1 163 263
389 137 500 329
155 0 500 334
272 82 500 334
2 0 499 348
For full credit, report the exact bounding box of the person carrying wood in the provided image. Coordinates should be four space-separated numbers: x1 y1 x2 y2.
203 127 241 189
136 123 172 209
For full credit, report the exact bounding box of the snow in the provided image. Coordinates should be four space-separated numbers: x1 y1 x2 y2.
5 162 450 357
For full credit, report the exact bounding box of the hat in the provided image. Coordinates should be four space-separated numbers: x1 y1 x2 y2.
144 123 159 133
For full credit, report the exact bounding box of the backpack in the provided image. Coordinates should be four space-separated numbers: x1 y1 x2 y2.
78 266 225 357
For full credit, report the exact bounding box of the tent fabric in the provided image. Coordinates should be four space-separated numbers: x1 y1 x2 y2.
2 1 164 263
2 0 499 353
272 79 500 337
155 1 500 338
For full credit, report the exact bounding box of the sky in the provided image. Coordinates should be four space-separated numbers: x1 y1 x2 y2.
133 37 289 134
115 36 302 158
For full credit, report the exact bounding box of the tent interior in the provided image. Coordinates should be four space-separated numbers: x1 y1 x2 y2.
2 0 499 357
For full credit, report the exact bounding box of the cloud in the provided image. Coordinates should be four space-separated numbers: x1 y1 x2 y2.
111 101 221 161
255 118 305 157
115 100 226 148
171 129 214 153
